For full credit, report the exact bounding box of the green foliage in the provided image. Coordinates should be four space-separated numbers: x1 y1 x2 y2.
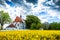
0 11 11 29
49 22 60 30
30 23 41 30
30 23 37 30
36 23 41 29
41 22 49 30
25 15 41 29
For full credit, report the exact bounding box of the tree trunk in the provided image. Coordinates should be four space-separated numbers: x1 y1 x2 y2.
1 23 3 30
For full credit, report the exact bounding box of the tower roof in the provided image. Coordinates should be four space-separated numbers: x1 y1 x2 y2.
14 16 23 22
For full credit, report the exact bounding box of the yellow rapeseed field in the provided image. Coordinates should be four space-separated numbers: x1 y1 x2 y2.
0 30 60 40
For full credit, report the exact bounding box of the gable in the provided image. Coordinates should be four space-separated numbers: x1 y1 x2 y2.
14 16 23 22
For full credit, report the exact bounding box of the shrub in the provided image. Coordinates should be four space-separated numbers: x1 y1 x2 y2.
30 23 41 30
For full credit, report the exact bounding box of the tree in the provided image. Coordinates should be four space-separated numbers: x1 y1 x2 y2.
30 23 41 30
49 22 60 30
25 15 41 29
30 23 36 30
36 23 41 29
41 22 49 30
0 11 11 29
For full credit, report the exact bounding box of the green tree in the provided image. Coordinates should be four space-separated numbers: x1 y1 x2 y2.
42 22 49 30
30 23 36 30
0 11 11 30
49 22 60 30
30 23 41 30
25 15 41 29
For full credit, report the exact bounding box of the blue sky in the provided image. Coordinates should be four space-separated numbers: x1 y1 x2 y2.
0 0 60 23
5 0 15 7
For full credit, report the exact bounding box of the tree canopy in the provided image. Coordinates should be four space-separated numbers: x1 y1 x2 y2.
25 15 41 29
49 22 60 30
0 11 11 29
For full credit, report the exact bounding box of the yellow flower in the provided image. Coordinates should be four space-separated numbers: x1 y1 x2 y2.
0 30 60 40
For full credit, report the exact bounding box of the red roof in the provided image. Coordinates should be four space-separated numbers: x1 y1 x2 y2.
8 24 16 28
14 16 23 22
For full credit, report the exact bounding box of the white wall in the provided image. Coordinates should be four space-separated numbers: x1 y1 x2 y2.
3 24 10 29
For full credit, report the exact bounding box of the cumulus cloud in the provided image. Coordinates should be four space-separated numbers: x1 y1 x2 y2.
0 0 60 23
0 0 5 5
43 0 60 11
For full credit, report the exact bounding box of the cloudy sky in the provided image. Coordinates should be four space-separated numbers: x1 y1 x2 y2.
0 0 60 23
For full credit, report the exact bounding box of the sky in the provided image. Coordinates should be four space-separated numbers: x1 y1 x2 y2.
0 0 60 23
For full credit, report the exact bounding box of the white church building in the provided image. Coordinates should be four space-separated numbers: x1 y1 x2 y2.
5 16 26 30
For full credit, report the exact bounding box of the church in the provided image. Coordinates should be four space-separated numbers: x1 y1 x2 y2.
5 16 26 30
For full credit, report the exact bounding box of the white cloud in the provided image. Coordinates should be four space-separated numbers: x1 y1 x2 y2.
0 0 60 23
0 7 3 11
38 15 48 23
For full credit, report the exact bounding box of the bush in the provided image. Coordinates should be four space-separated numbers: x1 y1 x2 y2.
30 23 41 30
